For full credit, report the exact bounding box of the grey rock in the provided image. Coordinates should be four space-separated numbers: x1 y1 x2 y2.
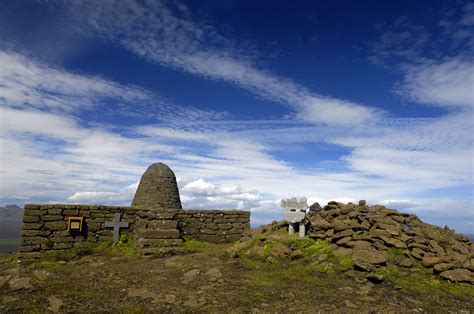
290 249 304 260
399 258 413 267
309 202 322 212
8 277 34 291
366 273 384 283
421 256 440 267
47 296 64 313
439 269 473 283
132 162 182 209
352 249 388 265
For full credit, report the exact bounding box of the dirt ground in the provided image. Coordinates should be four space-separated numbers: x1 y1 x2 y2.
1 242 473 313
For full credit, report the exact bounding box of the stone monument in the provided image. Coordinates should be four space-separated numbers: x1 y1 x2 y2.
132 162 182 209
281 197 308 238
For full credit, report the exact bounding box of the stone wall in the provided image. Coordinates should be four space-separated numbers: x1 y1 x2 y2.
19 204 251 259
177 210 250 243
19 204 137 259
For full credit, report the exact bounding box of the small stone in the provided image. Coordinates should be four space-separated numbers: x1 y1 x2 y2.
366 273 384 283
429 240 445 256
205 268 223 281
8 277 34 291
439 269 473 284
57 261 67 265
452 245 470 255
290 249 304 260
47 296 63 313
333 247 352 257
336 236 352 245
410 248 424 260
434 263 455 273
421 256 440 267
354 260 374 272
0 275 11 287
358 200 366 207
165 294 177 304
352 249 388 265
317 253 328 262
399 258 413 268
183 269 200 281
344 300 357 309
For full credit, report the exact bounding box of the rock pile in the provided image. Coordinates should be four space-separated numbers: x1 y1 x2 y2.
306 200 473 284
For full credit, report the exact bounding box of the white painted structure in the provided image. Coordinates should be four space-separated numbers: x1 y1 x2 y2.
281 197 308 238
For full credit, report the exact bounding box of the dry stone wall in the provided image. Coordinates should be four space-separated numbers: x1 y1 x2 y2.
20 204 136 259
177 210 251 243
19 204 251 259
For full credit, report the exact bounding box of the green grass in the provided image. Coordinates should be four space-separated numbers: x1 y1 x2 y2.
39 236 138 262
0 239 20 246
182 235 215 252
375 265 474 298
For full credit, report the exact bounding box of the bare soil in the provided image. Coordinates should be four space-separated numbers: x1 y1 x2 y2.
1 243 473 313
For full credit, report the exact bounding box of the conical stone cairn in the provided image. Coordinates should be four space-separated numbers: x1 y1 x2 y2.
132 162 182 209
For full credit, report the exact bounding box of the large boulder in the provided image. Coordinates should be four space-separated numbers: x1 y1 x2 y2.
132 163 182 209
439 269 473 284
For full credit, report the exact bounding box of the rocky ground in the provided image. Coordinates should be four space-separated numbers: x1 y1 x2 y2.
1 234 473 313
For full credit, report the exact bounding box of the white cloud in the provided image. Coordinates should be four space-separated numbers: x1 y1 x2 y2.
0 50 226 122
397 59 474 109
68 191 117 202
62 0 381 125
0 50 151 113
182 178 217 195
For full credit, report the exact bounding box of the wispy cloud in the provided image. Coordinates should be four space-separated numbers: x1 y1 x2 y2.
0 50 227 122
60 0 382 125
396 58 474 109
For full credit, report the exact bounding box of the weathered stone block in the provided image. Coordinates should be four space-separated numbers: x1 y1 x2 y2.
42 215 64 222
24 204 40 210
21 230 50 237
136 238 183 247
50 236 75 243
45 221 67 231
22 222 43 230
23 216 40 223
21 237 46 245
148 220 178 230
87 222 102 231
63 209 79 216
18 252 42 259
53 243 74 250
19 245 40 252
137 229 180 239
201 229 217 235
78 210 91 217
48 208 63 215
24 209 45 216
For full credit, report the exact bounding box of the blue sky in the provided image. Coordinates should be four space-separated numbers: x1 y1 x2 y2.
0 0 473 233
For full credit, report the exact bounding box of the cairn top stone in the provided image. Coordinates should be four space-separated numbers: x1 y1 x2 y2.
132 162 182 209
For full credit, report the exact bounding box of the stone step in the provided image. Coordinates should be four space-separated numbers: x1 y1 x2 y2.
136 228 180 239
141 246 185 258
136 238 183 248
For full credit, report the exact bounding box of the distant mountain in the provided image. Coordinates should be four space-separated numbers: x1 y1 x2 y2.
0 205 23 239
0 205 24 220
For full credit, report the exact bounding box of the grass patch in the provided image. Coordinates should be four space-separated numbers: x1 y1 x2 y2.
375 265 474 298
182 235 214 252
39 236 138 262
303 240 332 257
